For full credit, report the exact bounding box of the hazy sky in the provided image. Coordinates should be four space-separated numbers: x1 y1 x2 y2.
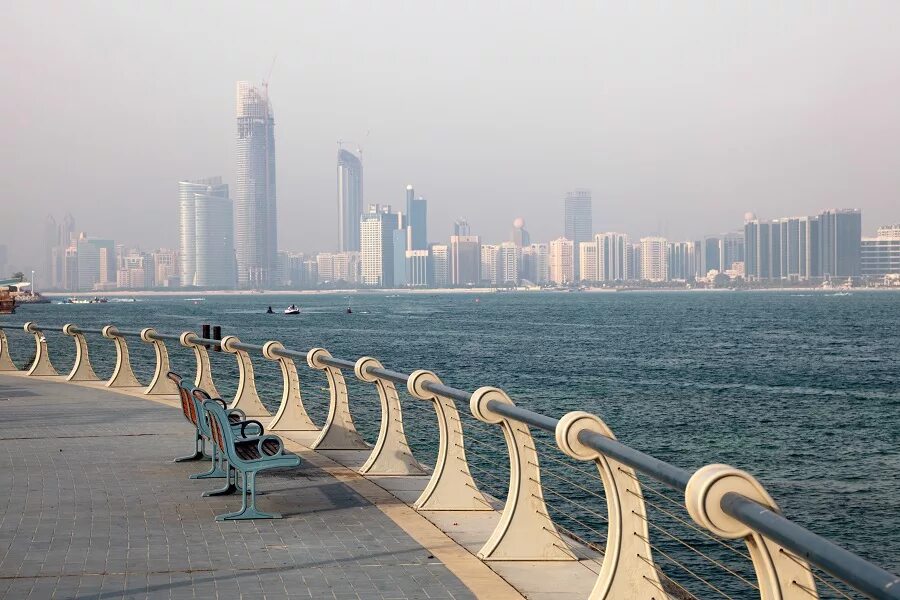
2 1 900 270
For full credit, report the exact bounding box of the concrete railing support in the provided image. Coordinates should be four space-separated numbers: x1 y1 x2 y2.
407 370 491 511
470 387 576 561
0 329 17 371
180 331 220 398
307 348 369 450
262 341 317 432
686 465 819 599
140 328 178 395
102 325 141 387
24 322 58 376
354 357 426 476
220 335 270 417
556 411 664 598
62 323 99 382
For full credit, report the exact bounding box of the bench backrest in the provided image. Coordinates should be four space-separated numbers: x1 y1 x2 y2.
191 387 214 436
203 399 232 457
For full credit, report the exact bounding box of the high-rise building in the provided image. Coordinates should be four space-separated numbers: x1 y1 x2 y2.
76 235 116 291
596 233 630 281
235 81 277 288
392 224 408 287
337 149 363 252
406 185 428 250
430 244 450 287
703 237 721 275
450 235 480 286
406 250 430 287
819 209 862 277
720 231 745 272
179 178 233 288
360 205 399 287
43 213 77 289
522 243 549 284
861 225 900 278
640 237 669 282
511 218 530 247
668 241 697 281
497 242 520 285
549 237 574 284
564 189 592 278
453 219 471 237
579 241 598 282
152 249 179 287
480 244 499 285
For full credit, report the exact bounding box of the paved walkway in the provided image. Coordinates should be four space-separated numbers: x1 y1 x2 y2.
0 375 477 600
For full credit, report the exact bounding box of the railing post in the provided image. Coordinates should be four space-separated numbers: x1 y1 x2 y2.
685 464 818 600
62 324 99 382
407 370 491 511
220 335 270 417
555 410 664 598
24 322 58 376
306 348 369 450
102 325 141 387
354 357 426 476
469 387 576 561
262 341 317 432
140 328 178 395
0 328 17 371
180 331 219 398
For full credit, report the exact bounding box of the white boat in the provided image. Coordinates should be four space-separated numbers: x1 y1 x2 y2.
284 304 300 315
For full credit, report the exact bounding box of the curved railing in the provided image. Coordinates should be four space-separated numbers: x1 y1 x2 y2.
0 320 897 600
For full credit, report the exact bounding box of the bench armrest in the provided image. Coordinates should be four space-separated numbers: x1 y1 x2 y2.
239 419 264 438
211 398 229 409
258 435 284 457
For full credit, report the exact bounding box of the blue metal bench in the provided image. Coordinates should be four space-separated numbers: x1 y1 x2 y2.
203 399 301 520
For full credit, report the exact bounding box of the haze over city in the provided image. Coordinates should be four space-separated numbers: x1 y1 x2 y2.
3 1 900 271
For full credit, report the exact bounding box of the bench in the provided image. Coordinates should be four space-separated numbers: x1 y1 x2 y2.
203 399 301 520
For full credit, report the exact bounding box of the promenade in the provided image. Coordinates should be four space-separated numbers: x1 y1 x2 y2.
0 374 492 600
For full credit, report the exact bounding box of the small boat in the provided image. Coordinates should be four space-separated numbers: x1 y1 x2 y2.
346 307 352 314
284 304 300 315
266 306 274 314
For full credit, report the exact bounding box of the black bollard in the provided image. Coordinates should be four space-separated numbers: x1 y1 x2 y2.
202 324 210 349
212 326 222 352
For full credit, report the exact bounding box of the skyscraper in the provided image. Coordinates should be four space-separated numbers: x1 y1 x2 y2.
596 232 630 281
337 149 363 252
819 209 862 277
360 205 399 287
497 242 520 285
406 185 428 250
179 177 232 287
450 235 480 286
480 244 499 285
522 243 550 284
511 218 531 247
430 244 450 287
579 241 598 281
76 235 116 291
564 189 592 278
235 81 277 288
640 237 669 282
549 237 575 284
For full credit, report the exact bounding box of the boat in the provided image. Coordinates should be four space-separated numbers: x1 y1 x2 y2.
346 307 352 314
284 304 300 315
0 290 15 314
266 306 274 314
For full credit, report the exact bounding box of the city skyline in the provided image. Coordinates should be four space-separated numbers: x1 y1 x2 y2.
4 3 900 271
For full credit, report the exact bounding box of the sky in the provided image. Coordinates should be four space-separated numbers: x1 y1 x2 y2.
2 1 900 271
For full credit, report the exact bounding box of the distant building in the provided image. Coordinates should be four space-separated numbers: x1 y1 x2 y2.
703 237 720 273
360 205 399 287
453 219 471 237
564 189 592 279
579 241 598 282
819 209 861 277
235 81 277 288
406 250 429 287
522 243 549 284
317 251 361 284
337 149 364 252
511 218 530 247
450 235 480 286
152 249 179 287
549 237 574 284
596 232 630 281
76 235 116 291
497 242 520 285
668 241 697 281
179 178 234 288
861 225 900 278
392 224 408 287
430 244 450 287
640 237 668 282
406 185 428 250
480 244 499 285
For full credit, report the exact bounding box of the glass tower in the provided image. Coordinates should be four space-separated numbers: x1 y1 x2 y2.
337 149 363 252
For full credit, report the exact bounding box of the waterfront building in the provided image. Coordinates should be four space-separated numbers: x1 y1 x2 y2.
596 232 630 281
497 242 520 285
450 235 480 286
235 81 277 288
452 219 471 237
720 231 745 272
430 244 449 287
522 243 549 284
861 225 900 277
406 250 429 287
549 237 574 285
316 251 361 284
511 218 530 247
579 241 598 282
819 209 861 277
480 244 499 285
668 241 697 281
628 244 642 281
76 235 116 291
180 179 235 288
393 224 409 287
703 237 720 274
406 185 428 250
116 251 150 289
337 149 363 252
564 189 592 279
640 237 669 282
43 213 76 289
360 205 400 287
152 249 178 287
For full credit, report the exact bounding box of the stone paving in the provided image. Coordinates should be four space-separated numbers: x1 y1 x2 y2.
0 376 477 600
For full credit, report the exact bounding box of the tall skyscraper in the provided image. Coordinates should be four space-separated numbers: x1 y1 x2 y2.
549 237 575 284
819 209 862 277
76 235 116 291
596 232 630 281
522 243 550 284
453 219 471 237
579 241 598 281
337 149 363 252
450 235 480 286
430 244 450 287
480 244 499 285
640 237 669 282
235 81 277 288
497 242 520 285
511 218 531 247
179 178 232 287
564 189 592 278
406 185 428 250
360 205 399 287
668 241 697 281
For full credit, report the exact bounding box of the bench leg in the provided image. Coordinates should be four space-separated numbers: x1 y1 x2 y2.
215 471 281 521
190 444 226 479
203 464 239 497
174 432 205 462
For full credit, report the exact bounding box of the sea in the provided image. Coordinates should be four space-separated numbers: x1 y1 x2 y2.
2 289 898 597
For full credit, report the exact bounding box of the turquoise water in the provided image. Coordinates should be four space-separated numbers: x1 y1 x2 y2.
3 290 898 596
